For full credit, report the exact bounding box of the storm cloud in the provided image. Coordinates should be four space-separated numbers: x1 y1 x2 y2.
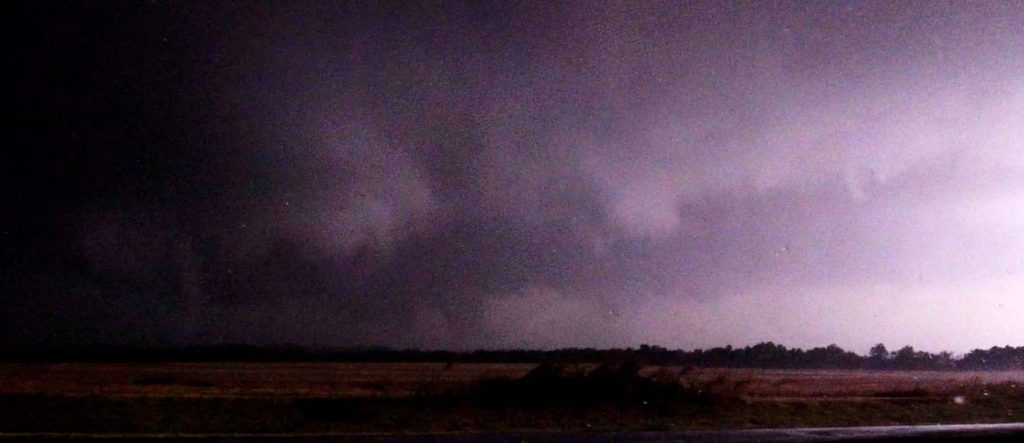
5 1 1024 352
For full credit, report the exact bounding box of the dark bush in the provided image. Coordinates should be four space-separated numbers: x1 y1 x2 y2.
471 362 746 415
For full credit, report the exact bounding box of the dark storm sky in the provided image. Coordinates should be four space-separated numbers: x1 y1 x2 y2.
5 1 1024 352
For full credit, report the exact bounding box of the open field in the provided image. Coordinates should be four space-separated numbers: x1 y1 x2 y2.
2 363 1024 434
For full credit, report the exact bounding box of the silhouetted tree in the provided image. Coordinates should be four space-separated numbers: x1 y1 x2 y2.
866 343 890 369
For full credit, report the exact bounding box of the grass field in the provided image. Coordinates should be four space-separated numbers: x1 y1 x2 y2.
2 363 1023 434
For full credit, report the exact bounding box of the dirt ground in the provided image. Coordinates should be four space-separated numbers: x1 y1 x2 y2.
2 363 1024 434
2 362 1022 399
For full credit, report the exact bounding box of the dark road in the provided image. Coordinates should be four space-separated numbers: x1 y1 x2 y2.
4 423 1024 442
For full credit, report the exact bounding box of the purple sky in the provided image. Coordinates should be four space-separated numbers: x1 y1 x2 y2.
6 1 1024 353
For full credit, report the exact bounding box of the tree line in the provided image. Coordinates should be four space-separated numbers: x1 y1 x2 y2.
3 342 1024 370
